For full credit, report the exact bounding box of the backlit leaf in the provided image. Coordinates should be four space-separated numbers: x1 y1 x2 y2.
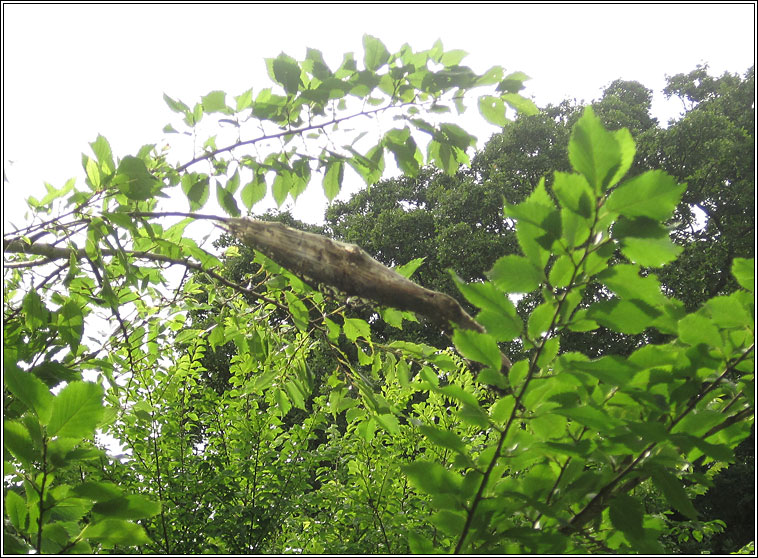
47 382 104 441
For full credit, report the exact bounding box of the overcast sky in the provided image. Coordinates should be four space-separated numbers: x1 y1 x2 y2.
3 3 755 228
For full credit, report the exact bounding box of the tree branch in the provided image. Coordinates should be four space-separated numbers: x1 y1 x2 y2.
176 102 416 172
225 217 512 370
2 238 283 311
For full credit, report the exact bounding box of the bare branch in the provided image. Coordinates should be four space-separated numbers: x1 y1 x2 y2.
225 217 512 370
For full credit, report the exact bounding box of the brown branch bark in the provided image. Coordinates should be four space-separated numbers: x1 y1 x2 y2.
224 217 512 370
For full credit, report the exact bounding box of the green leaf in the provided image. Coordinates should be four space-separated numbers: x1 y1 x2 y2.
549 255 575 288
568 106 624 192
605 170 686 221
375 413 400 435
92 495 161 520
181 173 210 211
452 329 501 371
732 258 754 292
215 183 240 217
90 135 115 175
343 317 371 342
501 93 539 116
114 156 158 201
71 481 123 502
648 466 699 520
402 461 462 495
241 176 267 210
678 313 722 348
705 294 753 329
619 235 683 267
567 355 638 387
3 420 38 464
272 172 290 207
80 518 152 547
284 291 310 332
47 381 104 441
478 95 507 127
270 53 302 95
57 300 83 353
4 362 53 424
527 301 555 339
488 255 544 293
554 405 620 433
5 490 27 531
552 172 594 218
22 290 49 329
362 34 390 71
201 90 227 113
235 88 253 111
477 308 522 342
587 298 659 335
430 509 466 537
395 257 425 279
323 160 344 202
596 265 667 308
39 177 76 206
610 493 645 540
163 93 189 114
490 395 516 423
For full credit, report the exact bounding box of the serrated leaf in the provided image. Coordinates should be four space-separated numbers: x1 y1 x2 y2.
395 257 425 279
678 313 721 348
649 466 698 520
452 329 501 371
215 183 240 217
619 235 683 267
490 395 516 424
201 90 227 113
4 362 53 424
47 382 104 442
92 494 161 520
568 106 624 192
284 291 310 332
57 300 83 353
235 88 253 111
610 493 645 540
732 258 754 292
5 490 27 531
402 461 462 495
362 34 390 71
501 93 539 116
90 135 115 174
323 160 344 201
605 170 686 221
596 265 667 308
241 176 267 210
181 174 210 211
343 317 371 342
163 93 189 114
552 172 594 218
272 173 290 207
114 156 158 201
271 53 302 95
3 420 38 464
587 298 660 335
22 290 48 329
478 95 507 127
527 301 556 338
80 518 152 546
488 255 544 293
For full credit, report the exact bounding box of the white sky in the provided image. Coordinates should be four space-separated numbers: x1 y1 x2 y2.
3 3 756 229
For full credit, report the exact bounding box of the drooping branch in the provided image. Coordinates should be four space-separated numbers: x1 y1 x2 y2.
175 102 416 172
2 238 283 311
224 217 512 369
